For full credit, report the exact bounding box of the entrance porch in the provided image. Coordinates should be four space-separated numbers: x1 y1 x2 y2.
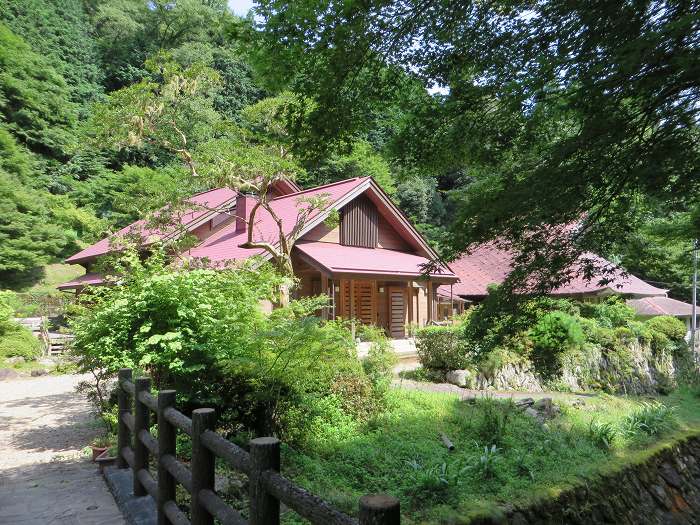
292 241 459 338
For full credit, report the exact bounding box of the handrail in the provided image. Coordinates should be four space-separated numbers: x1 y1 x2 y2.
261 469 357 525
200 429 251 474
137 389 157 412
164 406 192 436
115 368 400 525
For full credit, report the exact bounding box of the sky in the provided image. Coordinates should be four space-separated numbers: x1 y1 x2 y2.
228 0 255 16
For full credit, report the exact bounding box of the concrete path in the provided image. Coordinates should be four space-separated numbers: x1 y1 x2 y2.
0 374 125 525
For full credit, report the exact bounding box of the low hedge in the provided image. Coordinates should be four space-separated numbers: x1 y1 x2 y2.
0 326 42 359
415 325 470 371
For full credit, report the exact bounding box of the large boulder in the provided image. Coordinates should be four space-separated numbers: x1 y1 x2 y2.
446 369 472 388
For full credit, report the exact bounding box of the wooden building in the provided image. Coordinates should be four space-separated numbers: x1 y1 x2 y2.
60 177 459 338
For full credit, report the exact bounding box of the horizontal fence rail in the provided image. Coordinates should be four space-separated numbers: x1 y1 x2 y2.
116 368 400 525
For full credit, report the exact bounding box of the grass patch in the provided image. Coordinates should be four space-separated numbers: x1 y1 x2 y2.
13 263 84 294
279 388 700 524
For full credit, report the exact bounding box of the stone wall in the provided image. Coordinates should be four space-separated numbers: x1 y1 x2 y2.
451 340 696 395
469 433 700 525
473 361 543 392
559 340 692 395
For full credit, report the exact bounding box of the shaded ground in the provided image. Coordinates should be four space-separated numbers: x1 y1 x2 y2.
0 374 124 524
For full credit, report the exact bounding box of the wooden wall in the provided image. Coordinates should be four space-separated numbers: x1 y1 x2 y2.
303 199 412 254
377 215 411 251
340 195 379 248
304 222 340 243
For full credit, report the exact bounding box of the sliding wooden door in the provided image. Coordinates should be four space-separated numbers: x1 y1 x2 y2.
388 287 407 338
339 279 376 326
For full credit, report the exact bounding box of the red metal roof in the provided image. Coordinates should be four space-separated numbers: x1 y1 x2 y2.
66 188 237 264
187 178 370 263
627 296 693 317
435 285 468 302
449 242 667 298
294 241 456 281
57 272 105 290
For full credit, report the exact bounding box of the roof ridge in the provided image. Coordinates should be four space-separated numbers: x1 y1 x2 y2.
186 187 232 199
270 177 365 201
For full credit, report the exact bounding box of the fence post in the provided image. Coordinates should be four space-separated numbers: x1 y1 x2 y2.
359 494 400 525
191 408 216 525
117 368 132 469
157 390 177 525
249 437 280 525
133 377 151 497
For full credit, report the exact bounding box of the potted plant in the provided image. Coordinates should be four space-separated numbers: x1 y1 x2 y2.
90 435 112 461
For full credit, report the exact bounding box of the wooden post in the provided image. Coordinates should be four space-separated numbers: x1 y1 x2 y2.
426 281 433 324
249 437 280 525
157 390 177 525
371 279 377 324
117 368 132 469
192 408 216 525
359 494 400 525
133 377 151 497
321 273 329 320
339 279 346 318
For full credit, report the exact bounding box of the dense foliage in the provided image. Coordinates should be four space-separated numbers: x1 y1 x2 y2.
415 325 469 371
0 291 42 361
416 296 693 393
255 0 700 292
70 252 392 440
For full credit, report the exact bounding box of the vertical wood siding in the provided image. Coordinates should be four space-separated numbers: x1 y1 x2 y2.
388 287 407 338
340 279 375 325
340 195 378 248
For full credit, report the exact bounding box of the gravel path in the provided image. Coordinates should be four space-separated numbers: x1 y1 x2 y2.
0 374 125 524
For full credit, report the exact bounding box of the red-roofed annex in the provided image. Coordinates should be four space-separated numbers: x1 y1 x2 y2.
61 177 459 338
445 242 668 300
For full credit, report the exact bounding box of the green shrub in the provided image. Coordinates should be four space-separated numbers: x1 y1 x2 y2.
0 326 42 359
0 290 17 335
416 325 469 371
70 250 385 443
645 316 687 342
587 420 617 450
621 401 678 439
361 327 398 393
479 347 524 376
463 295 580 359
398 366 446 383
580 297 635 328
529 311 584 379
475 397 512 446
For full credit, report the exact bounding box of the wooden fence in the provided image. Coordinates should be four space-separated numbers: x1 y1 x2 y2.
116 368 400 525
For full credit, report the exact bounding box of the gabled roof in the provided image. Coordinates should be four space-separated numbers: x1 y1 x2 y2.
187 178 368 262
449 242 667 298
627 296 693 318
295 241 457 281
66 188 237 264
56 272 105 290
187 177 446 267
